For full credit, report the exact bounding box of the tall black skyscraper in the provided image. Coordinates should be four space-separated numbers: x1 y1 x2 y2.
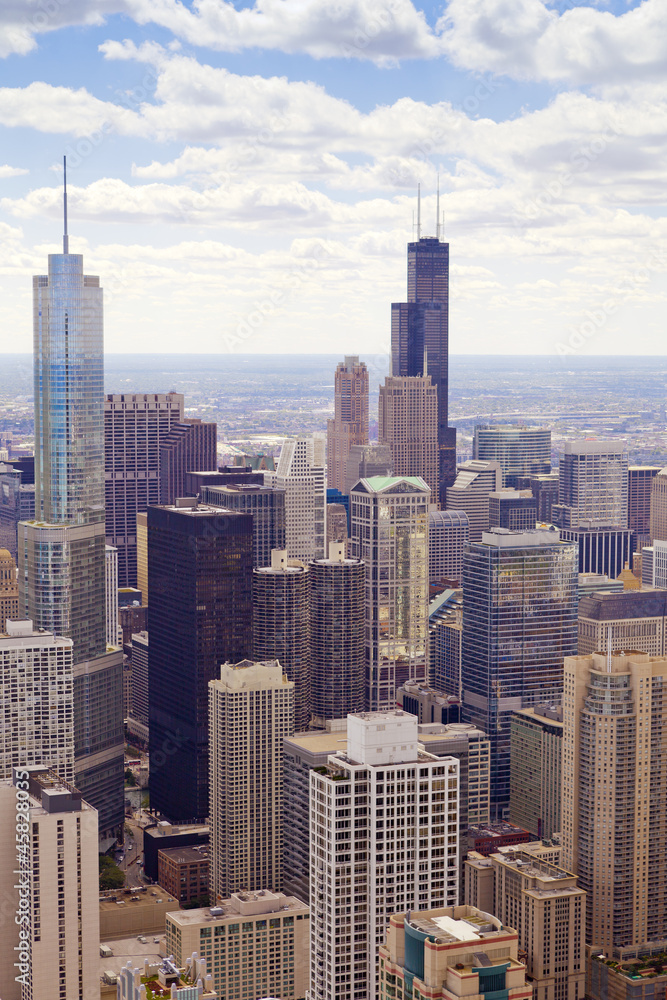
391 222 456 503
148 499 253 821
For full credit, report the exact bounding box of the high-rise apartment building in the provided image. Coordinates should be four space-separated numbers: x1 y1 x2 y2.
309 542 365 727
350 476 430 710
252 549 310 731
265 435 326 561
553 439 629 529
628 465 661 554
562 650 667 956
104 391 185 586
473 425 551 487
159 418 218 505
379 905 532 1000
0 462 35 560
0 547 18 630
325 501 348 551
391 231 457 501
0 766 100 1000
20 188 124 840
650 466 667 542
148 500 253 821
327 356 369 493
417 720 491 836
344 442 393 495
379 374 439 501
105 543 119 647
209 659 294 902
127 630 149 745
0 620 74 780
309 710 459 1000
201 482 286 568
428 510 469 587
445 460 503 541
509 704 562 840
429 588 463 697
461 527 578 819
488 489 537 531
578 589 667 656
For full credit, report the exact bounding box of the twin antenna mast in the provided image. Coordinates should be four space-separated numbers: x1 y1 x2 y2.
413 175 444 241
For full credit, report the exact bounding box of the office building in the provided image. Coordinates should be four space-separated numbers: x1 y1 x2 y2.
396 679 460 726
577 571 624 601
310 710 459 1000
516 471 559 524
143 820 209 884
628 465 661 553
429 588 463 697
650 467 667 542
0 547 19 631
157 843 209 904
202 481 286 568
445 460 503 541
186 468 264 495
327 356 369 493
391 230 457 501
104 392 185 586
325 502 347 551
148 500 253 821
461 527 578 818
379 374 439 501
105 543 119 646
21 194 124 840
119 601 148 647
0 766 100 1000
117 956 216 1000
578 588 667 656
166 891 309 1000
283 721 348 902
159 417 218 505
265 435 326 561
557 524 634 578
468 850 585 1000
488 489 537 531
310 542 365 727
562 649 667 955
127 630 149 745
509 704 562 840
641 539 667 590
209 659 294 901
428 509 469 587
0 620 74 781
379 905 532 1000
350 476 430 710
0 462 34 559
344 442 393 495
252 550 310 731
553 439 629 529
417 721 491 834
473 424 551 487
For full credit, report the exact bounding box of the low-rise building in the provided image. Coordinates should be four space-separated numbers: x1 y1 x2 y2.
117 954 217 999
158 844 210 904
99 886 180 940
464 840 563 914
143 821 209 883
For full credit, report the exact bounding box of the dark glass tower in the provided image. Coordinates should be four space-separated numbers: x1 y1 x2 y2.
148 500 253 821
391 235 456 502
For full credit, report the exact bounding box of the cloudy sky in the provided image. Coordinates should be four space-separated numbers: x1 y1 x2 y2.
0 0 665 356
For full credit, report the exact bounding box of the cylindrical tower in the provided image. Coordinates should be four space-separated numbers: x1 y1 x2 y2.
253 549 310 731
310 542 365 728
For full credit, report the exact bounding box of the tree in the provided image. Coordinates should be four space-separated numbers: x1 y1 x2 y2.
99 854 125 890
124 769 137 786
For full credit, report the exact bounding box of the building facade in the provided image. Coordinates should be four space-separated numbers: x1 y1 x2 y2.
105 543 118 647
209 660 294 902
628 465 661 554
265 435 326 561
488 489 537 531
379 375 439 502
444 460 503 541
473 425 551 487
202 482 286 568
0 546 19 630
553 439 629 530
578 589 667 657
429 588 463 697
344 443 393 496
650 467 667 542
509 704 562 840
159 418 218 505
327 356 369 493
428 509 469 587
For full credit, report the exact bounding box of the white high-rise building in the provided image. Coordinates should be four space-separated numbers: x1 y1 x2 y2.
0 620 74 782
209 659 294 903
350 476 430 710
309 710 459 1000
105 543 118 647
265 435 326 561
0 766 100 1000
553 439 629 529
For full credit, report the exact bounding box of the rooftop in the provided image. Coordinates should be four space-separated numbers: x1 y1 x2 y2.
99 887 179 912
167 893 307 926
157 845 209 864
403 906 506 946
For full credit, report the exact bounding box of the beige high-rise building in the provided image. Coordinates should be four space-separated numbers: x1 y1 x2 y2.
209 659 294 903
265 435 326 561
562 649 667 956
509 704 562 840
327 355 369 493
0 547 18 631
0 766 100 1000
445 460 503 541
650 466 667 542
463 847 584 1000
135 510 148 604
379 374 439 502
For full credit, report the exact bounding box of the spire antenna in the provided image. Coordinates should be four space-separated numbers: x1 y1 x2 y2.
417 183 421 240
63 155 69 254
436 172 440 241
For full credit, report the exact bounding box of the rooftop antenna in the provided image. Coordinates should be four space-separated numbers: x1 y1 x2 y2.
417 183 421 240
436 172 440 241
63 155 69 254
423 346 428 378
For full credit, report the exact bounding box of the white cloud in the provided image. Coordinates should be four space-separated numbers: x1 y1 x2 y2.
0 165 28 178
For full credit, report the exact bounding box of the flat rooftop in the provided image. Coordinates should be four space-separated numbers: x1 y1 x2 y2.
99 888 179 912
145 823 209 840
168 895 307 926
285 731 348 754
157 845 209 864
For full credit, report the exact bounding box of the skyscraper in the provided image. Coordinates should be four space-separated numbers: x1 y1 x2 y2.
104 391 185 586
379 374 439 501
327 356 369 493
209 659 294 902
201 481 286 568
0 547 18 630
461 526 578 819
0 462 34 560
309 542 365 727
252 549 310 731
650 466 667 541
265 435 326 561
428 510 469 587
473 425 551 487
391 224 457 502
350 476 430 710
509 704 563 840
628 465 661 554
444 459 503 541
343 442 393 495
553 439 629 529
488 489 537 531
562 649 667 955
159 417 218 504
148 499 253 821
20 169 123 839
105 543 118 647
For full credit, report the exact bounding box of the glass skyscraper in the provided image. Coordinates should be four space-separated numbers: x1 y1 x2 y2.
461 525 578 819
